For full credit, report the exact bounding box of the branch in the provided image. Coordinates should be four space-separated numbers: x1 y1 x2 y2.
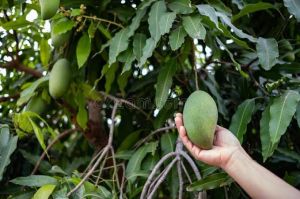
140 152 177 198
135 126 176 148
147 157 179 198
0 61 43 78
67 102 119 197
99 91 150 120
82 15 124 28
0 93 20 103
31 128 78 175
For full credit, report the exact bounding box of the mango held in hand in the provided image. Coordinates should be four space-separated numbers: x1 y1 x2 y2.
39 0 60 20
183 91 218 149
49 58 71 99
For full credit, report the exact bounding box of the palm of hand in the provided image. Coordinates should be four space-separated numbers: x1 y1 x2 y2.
175 113 242 169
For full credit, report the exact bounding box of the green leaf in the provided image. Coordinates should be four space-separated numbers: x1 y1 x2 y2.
232 0 245 9
197 4 219 29
168 0 193 14
118 70 131 96
76 95 88 130
218 23 251 49
0 125 18 181
20 150 51 173
159 12 176 35
117 130 142 152
139 0 157 9
187 173 232 192
203 76 228 118
133 33 147 62
10 175 58 187
208 0 232 14
256 37 279 70
148 0 167 42
139 38 157 66
125 141 158 182
229 98 256 143
33 184 56 199
76 33 91 68
98 24 112 39
40 38 51 67
260 103 273 162
296 103 300 128
128 9 147 37
17 76 49 106
283 0 300 22
52 17 75 35
216 12 257 43
1 16 31 30
155 59 177 109
28 117 46 151
105 63 118 93
118 48 135 73
277 148 300 164
182 15 206 40
232 3 276 22
108 28 130 65
269 91 300 150
169 26 187 51
88 21 98 38
160 132 176 156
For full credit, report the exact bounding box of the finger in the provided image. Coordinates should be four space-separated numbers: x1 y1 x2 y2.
175 114 183 127
175 113 183 118
179 126 193 149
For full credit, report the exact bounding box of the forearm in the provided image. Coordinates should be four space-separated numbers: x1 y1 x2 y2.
223 149 300 199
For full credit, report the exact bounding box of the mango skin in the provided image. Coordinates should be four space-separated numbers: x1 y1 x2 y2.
49 58 71 99
51 30 71 48
183 91 218 149
24 95 48 115
39 0 60 20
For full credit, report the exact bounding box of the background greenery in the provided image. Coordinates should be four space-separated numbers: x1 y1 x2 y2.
1 0 300 198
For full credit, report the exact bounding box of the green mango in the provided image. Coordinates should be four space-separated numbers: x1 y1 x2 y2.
39 0 60 20
51 30 71 48
49 58 71 99
24 95 48 115
183 91 218 149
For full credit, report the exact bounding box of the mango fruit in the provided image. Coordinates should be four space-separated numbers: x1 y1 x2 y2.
183 91 218 149
49 58 71 99
24 95 48 115
51 30 71 48
39 0 60 20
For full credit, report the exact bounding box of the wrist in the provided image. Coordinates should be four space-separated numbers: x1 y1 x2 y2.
221 147 252 172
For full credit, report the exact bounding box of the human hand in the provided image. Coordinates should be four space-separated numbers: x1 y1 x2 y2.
175 113 246 169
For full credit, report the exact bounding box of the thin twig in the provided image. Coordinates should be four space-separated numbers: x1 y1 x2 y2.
147 157 179 198
0 61 43 78
176 140 183 199
135 126 176 148
67 102 119 196
178 151 201 179
248 69 269 96
181 161 192 183
119 163 125 199
110 147 121 190
99 91 150 119
140 152 177 198
31 128 78 175
82 15 124 28
95 152 108 185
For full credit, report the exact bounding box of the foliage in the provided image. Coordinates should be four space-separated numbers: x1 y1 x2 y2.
1 0 300 198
